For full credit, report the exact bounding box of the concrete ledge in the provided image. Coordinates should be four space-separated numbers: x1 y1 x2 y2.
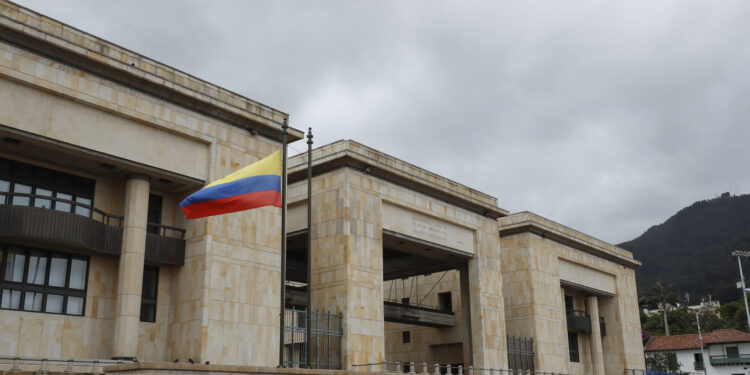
499 211 642 268
104 362 363 375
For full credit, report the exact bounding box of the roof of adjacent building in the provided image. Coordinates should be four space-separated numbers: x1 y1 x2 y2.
644 329 750 351
0 0 302 142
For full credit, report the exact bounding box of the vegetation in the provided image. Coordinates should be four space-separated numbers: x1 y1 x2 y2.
619 193 750 303
640 281 679 335
645 352 681 373
640 286 749 337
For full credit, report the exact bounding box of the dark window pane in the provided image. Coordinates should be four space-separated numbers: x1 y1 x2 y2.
69 259 87 290
66 296 84 315
142 267 158 300
147 194 163 234
48 256 68 287
727 346 739 358
439 292 452 313
26 252 47 285
140 304 156 322
24 291 43 311
4 249 25 282
402 331 410 343
0 179 9 204
74 197 91 217
34 188 52 209
1 289 21 309
54 192 72 212
45 294 63 313
12 183 31 206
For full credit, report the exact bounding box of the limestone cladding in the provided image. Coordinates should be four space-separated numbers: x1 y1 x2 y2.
498 213 645 375
288 150 508 369
0 0 299 366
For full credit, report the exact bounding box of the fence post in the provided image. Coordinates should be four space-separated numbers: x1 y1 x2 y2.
423 362 428 375
458 365 463 375
396 360 402 373
410 362 416 374
468 365 474 375
434 363 440 375
447 364 452 375
40 358 48 373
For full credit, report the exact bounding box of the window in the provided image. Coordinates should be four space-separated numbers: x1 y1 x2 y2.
568 333 579 362
0 157 95 217
402 331 411 343
140 266 159 322
694 353 703 363
439 292 452 313
0 244 88 316
147 194 163 234
726 346 739 358
565 295 574 315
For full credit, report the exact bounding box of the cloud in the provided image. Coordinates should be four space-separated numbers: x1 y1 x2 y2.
16 0 750 243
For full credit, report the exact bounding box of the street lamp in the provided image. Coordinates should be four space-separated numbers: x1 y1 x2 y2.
731 250 750 332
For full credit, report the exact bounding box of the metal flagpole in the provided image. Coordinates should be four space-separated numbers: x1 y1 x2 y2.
278 118 289 367
305 127 313 368
732 250 750 332
695 312 707 375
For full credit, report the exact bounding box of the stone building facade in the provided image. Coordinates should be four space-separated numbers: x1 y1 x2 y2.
0 2 646 374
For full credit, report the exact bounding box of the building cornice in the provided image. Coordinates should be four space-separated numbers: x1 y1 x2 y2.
0 0 303 142
288 140 509 219
499 212 642 268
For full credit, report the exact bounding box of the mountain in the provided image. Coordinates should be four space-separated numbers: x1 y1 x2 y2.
618 193 750 303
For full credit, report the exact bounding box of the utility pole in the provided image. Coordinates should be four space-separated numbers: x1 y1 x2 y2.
696 312 708 375
731 250 750 332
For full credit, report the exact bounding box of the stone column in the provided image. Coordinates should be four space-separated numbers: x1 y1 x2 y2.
587 295 605 375
112 175 150 360
459 265 473 366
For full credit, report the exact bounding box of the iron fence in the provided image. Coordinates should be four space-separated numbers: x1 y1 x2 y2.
625 370 697 375
283 307 342 369
507 336 535 372
353 362 567 375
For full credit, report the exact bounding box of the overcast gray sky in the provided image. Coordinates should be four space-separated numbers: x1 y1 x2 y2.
16 0 750 244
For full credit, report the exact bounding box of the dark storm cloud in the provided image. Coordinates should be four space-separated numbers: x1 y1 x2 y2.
16 0 750 243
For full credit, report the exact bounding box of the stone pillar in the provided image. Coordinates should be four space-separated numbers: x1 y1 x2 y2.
459 265 473 366
112 175 150 360
587 295 605 375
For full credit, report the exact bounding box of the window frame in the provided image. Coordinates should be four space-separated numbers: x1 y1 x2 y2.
140 265 159 323
402 330 411 344
568 332 579 362
438 291 452 313
0 244 89 316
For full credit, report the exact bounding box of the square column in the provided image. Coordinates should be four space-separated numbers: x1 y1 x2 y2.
587 295 605 375
309 169 384 369
112 175 150 360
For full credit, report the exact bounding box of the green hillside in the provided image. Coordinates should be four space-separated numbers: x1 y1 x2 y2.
618 193 750 303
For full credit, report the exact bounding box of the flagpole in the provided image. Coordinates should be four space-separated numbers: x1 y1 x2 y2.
305 127 313 367
278 118 288 367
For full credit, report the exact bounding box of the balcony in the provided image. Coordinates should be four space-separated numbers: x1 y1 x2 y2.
0 191 184 265
566 309 592 333
710 354 750 366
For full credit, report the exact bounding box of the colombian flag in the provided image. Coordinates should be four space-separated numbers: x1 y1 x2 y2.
180 150 282 219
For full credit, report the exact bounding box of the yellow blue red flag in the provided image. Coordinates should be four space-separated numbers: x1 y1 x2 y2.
180 150 282 219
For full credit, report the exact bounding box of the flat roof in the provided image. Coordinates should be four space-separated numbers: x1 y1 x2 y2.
499 211 641 268
288 139 508 219
0 0 303 142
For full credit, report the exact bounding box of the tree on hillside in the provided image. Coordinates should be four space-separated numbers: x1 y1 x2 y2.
642 281 680 336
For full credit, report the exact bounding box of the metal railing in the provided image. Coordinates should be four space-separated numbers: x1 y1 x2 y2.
283 307 342 369
147 222 186 239
709 353 750 365
353 362 568 375
507 336 534 372
383 297 453 314
1 191 123 226
624 370 696 375
566 309 592 333
694 361 705 370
